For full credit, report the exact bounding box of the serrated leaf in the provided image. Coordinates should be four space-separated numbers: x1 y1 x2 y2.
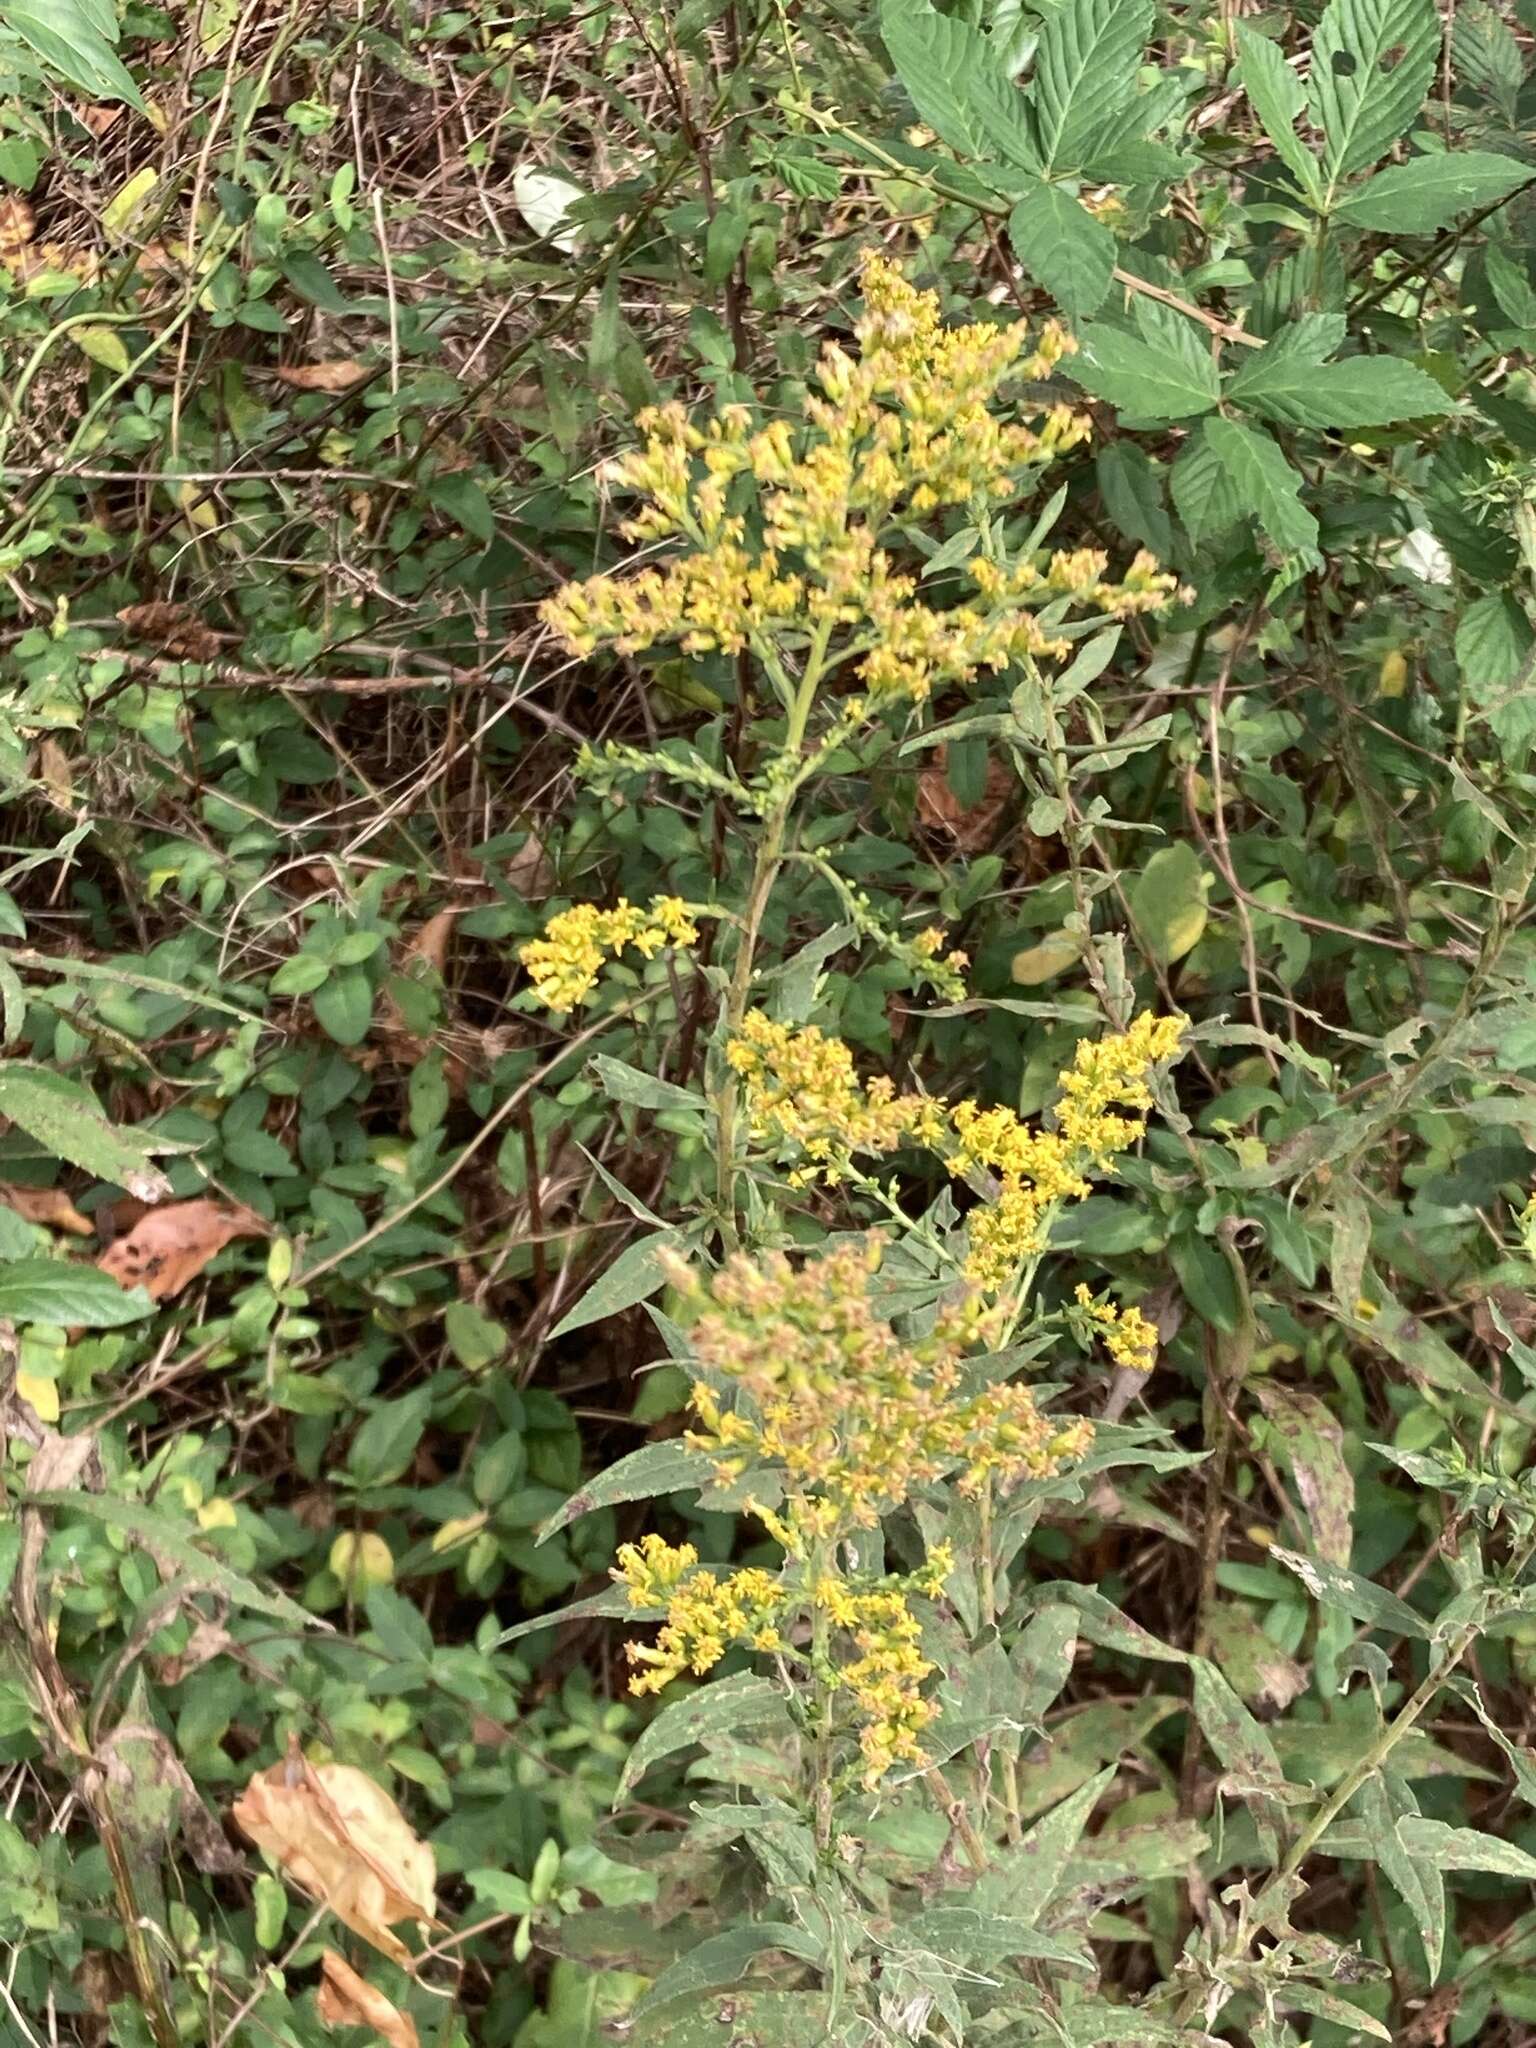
1203 417 1319 559
547 1229 684 1340
0 1063 173 1200
1227 341 1454 428
1029 0 1153 171
538 1438 719 1542
1096 441 1174 557
1070 315 1220 421
618 1673 789 1796
1454 0 1524 117
1171 421 1246 544
880 0 1040 170
1307 0 1440 186
1 0 147 110
1336 149 1531 232
1235 28 1324 199
1008 182 1115 317
1456 588 1533 692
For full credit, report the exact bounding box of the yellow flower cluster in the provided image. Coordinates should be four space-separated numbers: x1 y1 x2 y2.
815 1563 950 1782
614 1535 786 1693
518 895 699 1012
541 252 1181 702
678 1240 1087 1520
730 1009 1186 1290
612 1241 1089 1783
1074 1284 1158 1374
725 1010 948 1184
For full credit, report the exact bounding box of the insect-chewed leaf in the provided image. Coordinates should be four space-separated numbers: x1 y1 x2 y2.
97 1198 267 1301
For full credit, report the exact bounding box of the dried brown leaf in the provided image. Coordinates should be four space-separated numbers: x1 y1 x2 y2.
0 1183 92 1236
275 359 368 393
916 745 1013 852
316 1952 420 2048
0 197 35 255
96 1198 267 1302
117 600 223 662
233 1756 436 1965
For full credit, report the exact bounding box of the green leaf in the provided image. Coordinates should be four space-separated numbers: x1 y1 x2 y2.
633 1924 825 2021
538 1438 720 1542
1335 149 1531 232
1170 1230 1241 1333
310 965 373 1046
547 1229 684 1340
0 0 147 110
1456 589 1533 691
0 1260 150 1327
1188 1657 1287 1792
1203 417 1319 560
347 1387 432 1487
1486 244 1536 331
1454 0 1524 117
1360 1774 1445 1981
1070 311 1221 421
428 473 496 544
1129 841 1209 965
618 1673 790 1797
71 324 130 374
494 1585 650 1647
1096 441 1173 557
1170 421 1246 544
28 1492 317 1629
1307 0 1440 185
588 1056 705 1116
971 1767 1115 1926
1252 1384 1354 1565
1397 1816 1536 1882
1271 1544 1431 1637
0 1064 173 1200
1030 0 1153 171
1008 183 1116 318
880 0 1040 171
1235 27 1324 200
1227 345 1456 427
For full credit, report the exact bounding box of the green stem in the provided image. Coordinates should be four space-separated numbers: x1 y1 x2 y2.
712 624 832 1243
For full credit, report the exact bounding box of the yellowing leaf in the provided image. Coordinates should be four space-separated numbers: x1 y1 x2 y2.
1377 649 1408 698
15 1370 58 1422
1130 842 1210 966
1010 935 1081 985
73 325 130 374
101 165 158 239
330 1531 395 1588
233 1755 436 1965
